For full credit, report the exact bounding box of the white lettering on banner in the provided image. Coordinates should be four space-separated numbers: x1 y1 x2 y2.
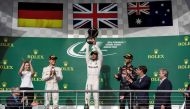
0 65 13 69
67 41 126 58
148 54 165 59
0 43 14 47
104 41 125 48
27 55 44 59
178 42 190 46
178 65 190 69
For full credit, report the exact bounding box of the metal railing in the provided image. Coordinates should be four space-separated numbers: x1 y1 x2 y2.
0 90 188 109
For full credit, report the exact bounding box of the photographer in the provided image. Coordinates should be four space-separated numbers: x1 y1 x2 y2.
6 87 28 109
114 54 137 109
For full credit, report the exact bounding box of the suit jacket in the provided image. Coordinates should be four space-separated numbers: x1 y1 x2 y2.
129 75 151 106
154 78 172 109
6 95 22 109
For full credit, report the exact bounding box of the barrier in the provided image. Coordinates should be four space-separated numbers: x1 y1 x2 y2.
0 90 187 109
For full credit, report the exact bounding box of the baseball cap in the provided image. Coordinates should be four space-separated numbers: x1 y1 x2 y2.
90 51 98 55
123 53 133 59
49 55 58 60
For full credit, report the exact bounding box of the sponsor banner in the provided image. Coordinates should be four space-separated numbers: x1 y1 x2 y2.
0 35 190 105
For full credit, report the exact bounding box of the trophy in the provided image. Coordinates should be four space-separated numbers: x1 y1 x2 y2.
86 28 98 44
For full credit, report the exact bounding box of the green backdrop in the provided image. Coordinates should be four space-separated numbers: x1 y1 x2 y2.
0 35 190 105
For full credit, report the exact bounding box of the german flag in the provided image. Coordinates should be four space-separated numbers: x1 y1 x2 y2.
18 2 63 28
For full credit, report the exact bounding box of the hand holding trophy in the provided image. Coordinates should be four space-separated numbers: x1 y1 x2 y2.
86 27 98 44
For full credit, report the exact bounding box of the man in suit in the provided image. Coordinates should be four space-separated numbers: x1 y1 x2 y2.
154 68 172 109
6 87 22 109
126 65 151 109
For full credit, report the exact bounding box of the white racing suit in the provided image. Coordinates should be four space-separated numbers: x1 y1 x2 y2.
85 43 103 109
42 65 63 109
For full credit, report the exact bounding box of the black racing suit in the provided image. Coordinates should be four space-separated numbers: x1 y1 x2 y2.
115 65 137 109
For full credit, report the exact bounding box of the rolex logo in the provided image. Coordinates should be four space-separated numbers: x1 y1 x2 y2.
2 59 8 65
151 71 160 81
0 37 14 47
63 61 68 67
184 59 189 65
33 49 38 55
148 49 164 59
153 72 158 77
27 49 44 60
63 83 68 89
32 72 43 81
0 59 13 70
62 61 74 72
154 49 159 54
178 58 190 69
184 36 189 42
4 38 8 43
2 82 7 87
184 82 189 88
34 72 37 77
178 36 190 46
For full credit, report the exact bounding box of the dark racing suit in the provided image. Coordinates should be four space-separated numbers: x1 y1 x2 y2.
115 65 137 109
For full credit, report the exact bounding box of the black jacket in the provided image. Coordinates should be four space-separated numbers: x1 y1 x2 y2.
115 65 137 90
129 75 151 106
154 78 172 109
6 95 22 109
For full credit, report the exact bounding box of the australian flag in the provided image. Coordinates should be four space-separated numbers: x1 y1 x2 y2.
127 1 173 28
73 3 118 29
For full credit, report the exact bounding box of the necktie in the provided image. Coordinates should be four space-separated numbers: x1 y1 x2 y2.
159 80 163 85
14 96 18 102
139 78 142 83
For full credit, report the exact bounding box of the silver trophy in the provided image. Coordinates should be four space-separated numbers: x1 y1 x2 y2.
86 28 98 44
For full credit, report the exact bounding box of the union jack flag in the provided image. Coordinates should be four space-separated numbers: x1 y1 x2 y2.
73 3 118 29
128 2 150 15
